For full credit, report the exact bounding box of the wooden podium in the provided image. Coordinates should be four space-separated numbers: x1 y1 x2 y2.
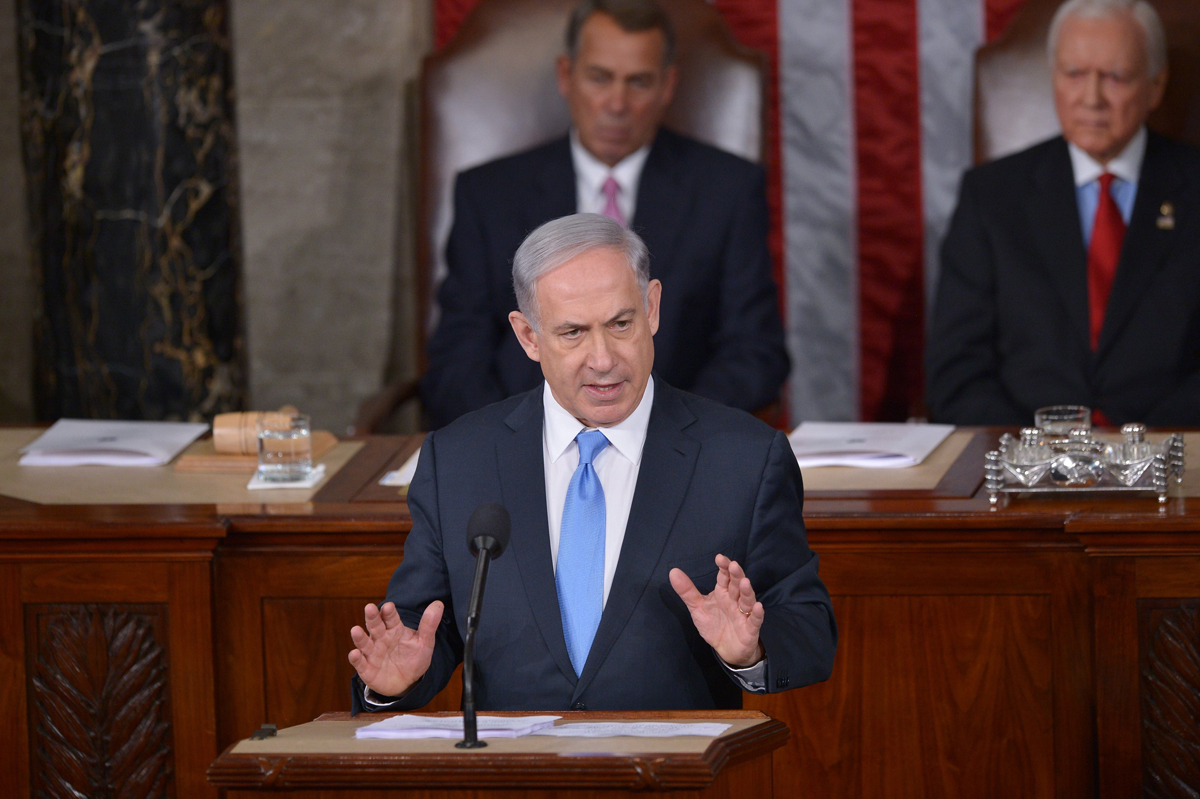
207 710 787 797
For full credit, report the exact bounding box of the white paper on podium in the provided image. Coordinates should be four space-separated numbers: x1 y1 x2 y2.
354 714 561 739
531 722 732 738
787 422 954 469
18 419 209 467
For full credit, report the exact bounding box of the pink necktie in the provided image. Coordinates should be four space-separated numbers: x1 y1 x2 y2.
601 176 626 227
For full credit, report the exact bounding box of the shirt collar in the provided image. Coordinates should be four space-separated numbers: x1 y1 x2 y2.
1068 126 1146 187
543 375 655 465
569 129 653 201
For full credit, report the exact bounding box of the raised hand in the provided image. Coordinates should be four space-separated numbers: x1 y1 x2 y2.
669 554 764 667
348 600 443 698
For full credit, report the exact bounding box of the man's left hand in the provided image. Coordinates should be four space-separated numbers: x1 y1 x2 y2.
669 554 764 667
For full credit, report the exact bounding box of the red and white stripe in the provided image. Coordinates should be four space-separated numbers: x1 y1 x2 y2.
434 0 1031 421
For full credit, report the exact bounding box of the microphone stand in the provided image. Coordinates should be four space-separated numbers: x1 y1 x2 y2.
456 541 494 749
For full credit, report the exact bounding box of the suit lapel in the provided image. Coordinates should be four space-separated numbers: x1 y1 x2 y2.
1096 132 1184 358
1029 138 1091 350
631 130 693 280
496 389 577 686
528 137 577 230
571 383 700 701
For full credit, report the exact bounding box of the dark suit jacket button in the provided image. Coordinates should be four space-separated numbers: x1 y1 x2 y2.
776 677 790 689
570 701 586 711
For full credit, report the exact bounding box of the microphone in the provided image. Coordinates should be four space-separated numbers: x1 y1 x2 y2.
456 503 511 749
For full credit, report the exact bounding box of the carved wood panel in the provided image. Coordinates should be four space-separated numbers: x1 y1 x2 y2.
25 604 175 799
1141 600 1200 799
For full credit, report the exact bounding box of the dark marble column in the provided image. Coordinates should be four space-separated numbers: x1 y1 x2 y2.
18 0 244 421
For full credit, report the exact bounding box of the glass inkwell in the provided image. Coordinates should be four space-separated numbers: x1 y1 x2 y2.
986 408 1184 504
1047 427 1104 487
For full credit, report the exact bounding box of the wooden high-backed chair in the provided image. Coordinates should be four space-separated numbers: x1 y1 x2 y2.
975 0 1200 164
354 0 766 434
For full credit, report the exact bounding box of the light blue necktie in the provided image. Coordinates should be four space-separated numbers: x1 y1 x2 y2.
556 429 609 676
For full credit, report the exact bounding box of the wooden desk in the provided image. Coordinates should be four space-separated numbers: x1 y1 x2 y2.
1 431 1196 798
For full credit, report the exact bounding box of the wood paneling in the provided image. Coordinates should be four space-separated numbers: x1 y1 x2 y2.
754 550 1093 799
214 553 268 748
8 434 1200 798
219 554 465 749
863 595 1054 798
0 564 29 798
1094 557 1142 799
750 595 863 798
1048 550 1096 799
263 597 378 728
24 604 174 799
816 549 1058 595
21 561 170 602
1139 600 1200 798
168 562 219 799
215 552 406 747
1137 557 1200 597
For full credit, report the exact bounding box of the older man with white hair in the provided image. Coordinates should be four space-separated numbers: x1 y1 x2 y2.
927 0 1200 426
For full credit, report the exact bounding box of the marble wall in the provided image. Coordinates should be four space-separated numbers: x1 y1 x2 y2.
0 0 431 429
233 0 431 432
19 0 243 422
0 0 31 422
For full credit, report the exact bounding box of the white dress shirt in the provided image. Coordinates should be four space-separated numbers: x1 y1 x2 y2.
542 377 653 605
570 130 651 224
1068 126 1145 245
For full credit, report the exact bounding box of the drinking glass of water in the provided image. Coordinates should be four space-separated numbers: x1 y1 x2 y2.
256 413 313 482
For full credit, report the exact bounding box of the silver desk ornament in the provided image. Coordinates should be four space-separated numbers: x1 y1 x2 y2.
986 416 1184 505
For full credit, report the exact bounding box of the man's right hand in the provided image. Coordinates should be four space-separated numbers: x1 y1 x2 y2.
348 600 443 699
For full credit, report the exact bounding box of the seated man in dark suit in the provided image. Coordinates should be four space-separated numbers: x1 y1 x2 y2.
927 0 1200 426
421 0 789 429
349 214 835 711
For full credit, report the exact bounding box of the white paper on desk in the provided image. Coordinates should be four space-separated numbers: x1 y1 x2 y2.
788 422 955 469
18 419 209 467
354 714 561 739
533 722 732 738
379 447 420 487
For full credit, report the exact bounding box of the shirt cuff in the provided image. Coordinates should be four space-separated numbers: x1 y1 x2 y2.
718 653 768 693
362 679 418 709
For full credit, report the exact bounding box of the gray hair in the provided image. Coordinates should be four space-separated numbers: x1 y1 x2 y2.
1048 0 1168 78
512 214 651 332
565 0 676 65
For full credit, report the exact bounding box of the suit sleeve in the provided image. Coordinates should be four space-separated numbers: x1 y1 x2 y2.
351 433 464 713
926 171 1027 425
687 167 790 413
1146 369 1200 425
747 431 837 692
420 172 510 429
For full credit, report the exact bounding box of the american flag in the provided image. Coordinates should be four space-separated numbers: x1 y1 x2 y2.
434 0 1031 422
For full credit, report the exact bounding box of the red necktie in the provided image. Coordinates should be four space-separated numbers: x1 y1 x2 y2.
1087 173 1125 351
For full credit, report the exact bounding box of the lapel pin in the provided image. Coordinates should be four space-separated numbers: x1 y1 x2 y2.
1158 201 1175 230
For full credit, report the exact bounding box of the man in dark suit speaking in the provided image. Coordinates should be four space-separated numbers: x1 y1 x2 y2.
349 214 835 711
927 0 1200 426
421 0 789 429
